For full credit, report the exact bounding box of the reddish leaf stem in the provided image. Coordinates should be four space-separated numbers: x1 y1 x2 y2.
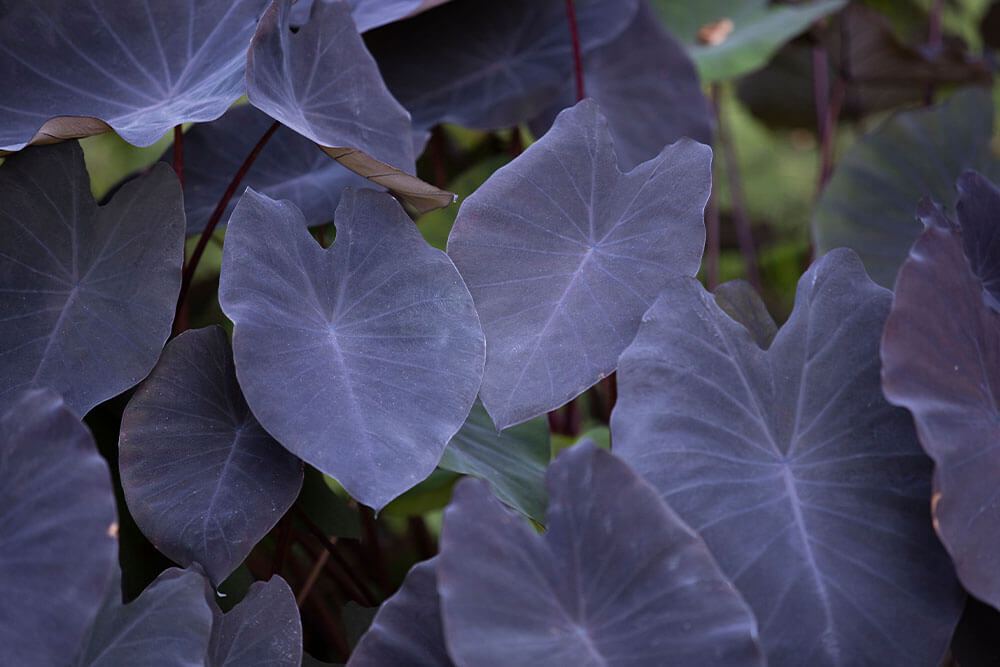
172 125 183 188
565 0 586 101
174 120 280 331
293 506 379 606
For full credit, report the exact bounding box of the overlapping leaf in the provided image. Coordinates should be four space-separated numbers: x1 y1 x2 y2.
365 0 637 132
219 188 484 510
207 576 302 666
0 390 118 666
439 402 550 523
164 106 369 235
0 0 269 151
813 87 1000 287
73 567 213 666
611 249 963 664
119 326 303 585
882 186 1000 611
448 99 711 429
0 141 184 417
956 172 1000 309
349 558 451 666
247 0 451 212
438 441 765 666
291 0 452 31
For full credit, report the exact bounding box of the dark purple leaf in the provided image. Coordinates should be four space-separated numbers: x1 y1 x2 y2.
291 0 450 31
164 106 369 236
246 0 451 212
612 249 963 664
956 171 1000 310
73 567 213 666
448 99 711 429
438 441 764 666
881 198 1000 611
207 576 302 666
219 188 484 510
530 0 712 170
0 141 184 417
364 0 637 132
0 0 268 151
713 279 777 349
812 87 1000 288
0 390 117 666
119 326 303 585
348 558 451 666
438 401 550 523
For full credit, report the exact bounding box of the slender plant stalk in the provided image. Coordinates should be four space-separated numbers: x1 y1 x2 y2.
564 0 585 101
172 125 183 187
925 0 944 105
174 120 280 331
359 506 389 595
271 512 294 577
293 505 379 606
296 549 329 607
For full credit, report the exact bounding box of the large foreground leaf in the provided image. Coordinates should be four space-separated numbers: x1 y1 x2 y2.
349 558 451 666
247 0 450 212
882 188 1000 611
0 0 268 151
612 249 963 664
0 141 184 417
812 87 999 288
219 188 484 510
438 441 764 666
0 390 117 666
119 326 303 585
207 576 302 666
448 99 711 429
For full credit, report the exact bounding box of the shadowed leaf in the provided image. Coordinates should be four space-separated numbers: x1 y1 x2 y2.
207 576 302 666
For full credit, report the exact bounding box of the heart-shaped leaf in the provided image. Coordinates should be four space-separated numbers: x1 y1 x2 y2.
207 576 302 666
439 401 550 523
247 0 451 212
365 0 637 132
882 190 1000 611
73 567 213 666
0 0 269 152
348 558 451 666
219 188 485 510
0 141 184 417
0 389 118 666
438 441 765 666
611 248 963 664
448 99 711 429
812 87 999 288
119 326 304 586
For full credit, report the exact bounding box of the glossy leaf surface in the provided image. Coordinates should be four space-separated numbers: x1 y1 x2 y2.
438 441 764 666
0 141 184 417
208 576 302 666
73 567 213 666
439 402 550 523
0 390 118 666
612 249 963 665
813 87 1000 287
0 0 268 151
349 558 451 666
448 99 711 429
219 188 484 510
882 193 1000 610
247 0 450 212
119 326 303 585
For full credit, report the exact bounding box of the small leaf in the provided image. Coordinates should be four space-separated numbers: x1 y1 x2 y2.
438 441 765 666
448 99 711 429
207 576 302 666
0 141 184 417
0 390 118 666
119 326 304 585
219 188 484 510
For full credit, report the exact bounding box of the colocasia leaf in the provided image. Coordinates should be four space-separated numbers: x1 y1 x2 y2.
247 0 451 212
0 0 269 151
437 441 765 666
349 558 451 666
219 188 484 511
207 576 302 666
0 390 118 666
956 171 1000 310
0 141 184 417
812 87 1000 288
291 0 450 32
119 326 304 586
448 99 711 429
612 248 964 665
882 190 1000 612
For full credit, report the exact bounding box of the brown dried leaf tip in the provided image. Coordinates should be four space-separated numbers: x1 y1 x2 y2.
697 18 735 46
